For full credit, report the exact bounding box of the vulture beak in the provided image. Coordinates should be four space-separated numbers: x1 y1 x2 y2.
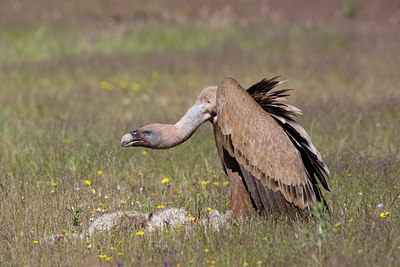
121 131 141 147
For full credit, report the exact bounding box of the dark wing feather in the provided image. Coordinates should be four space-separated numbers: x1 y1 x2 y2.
247 77 330 195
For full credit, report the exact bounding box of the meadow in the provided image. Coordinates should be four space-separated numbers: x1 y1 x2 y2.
0 0 399 266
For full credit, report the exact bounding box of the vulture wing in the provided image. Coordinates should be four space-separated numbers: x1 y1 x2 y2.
216 78 328 216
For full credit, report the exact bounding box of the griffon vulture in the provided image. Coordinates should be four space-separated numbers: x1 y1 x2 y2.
121 77 330 218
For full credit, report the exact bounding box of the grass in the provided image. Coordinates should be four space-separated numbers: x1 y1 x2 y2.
1 1 400 266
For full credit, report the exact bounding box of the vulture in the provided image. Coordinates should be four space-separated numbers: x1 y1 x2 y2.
121 77 330 218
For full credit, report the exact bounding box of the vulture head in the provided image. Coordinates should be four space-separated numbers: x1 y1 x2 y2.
121 86 218 149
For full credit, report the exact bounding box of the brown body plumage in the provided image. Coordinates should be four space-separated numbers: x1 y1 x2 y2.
121 77 330 218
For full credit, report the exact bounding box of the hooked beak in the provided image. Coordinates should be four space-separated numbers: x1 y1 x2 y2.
121 131 142 147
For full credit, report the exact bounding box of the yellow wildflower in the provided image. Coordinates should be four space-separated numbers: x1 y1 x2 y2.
33 240 38 244
348 218 353 222
244 263 249 266
106 83 114 91
120 81 128 89
118 252 124 256
110 247 116 250
257 261 262 264
136 231 144 236
204 249 209 252
84 180 91 185
98 255 107 258
21 196 25 201
223 181 230 185
335 222 341 227
151 71 159 79
157 205 165 209
161 178 169 184
131 83 141 91
52 182 58 186
105 257 112 261
142 151 147 155
207 207 212 211
63 139 70 144
358 249 363 253
213 182 220 186
99 81 109 89
380 211 390 218
97 170 103 175
202 180 211 185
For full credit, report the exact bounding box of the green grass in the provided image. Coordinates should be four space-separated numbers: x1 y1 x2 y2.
1 1 400 266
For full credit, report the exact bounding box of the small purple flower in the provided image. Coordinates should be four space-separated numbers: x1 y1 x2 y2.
131 186 135 191
380 160 386 166
169 249 178 255
26 168 30 172
167 185 171 189
3 236 7 240
39 167 43 172
164 220 170 226
55 235 62 241
270 243 274 248
192 182 196 187
164 262 169 267
163 249 168 256
117 262 123 267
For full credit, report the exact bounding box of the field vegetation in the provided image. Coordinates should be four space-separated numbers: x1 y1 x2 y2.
1 0 399 266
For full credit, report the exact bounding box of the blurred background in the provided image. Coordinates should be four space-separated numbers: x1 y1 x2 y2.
1 0 399 162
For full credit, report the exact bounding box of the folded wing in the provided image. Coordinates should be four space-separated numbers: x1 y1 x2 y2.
215 78 328 216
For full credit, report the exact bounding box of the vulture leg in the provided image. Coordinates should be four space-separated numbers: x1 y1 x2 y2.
213 121 253 218
224 151 253 218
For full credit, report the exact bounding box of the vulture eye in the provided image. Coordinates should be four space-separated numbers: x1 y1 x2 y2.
144 131 151 136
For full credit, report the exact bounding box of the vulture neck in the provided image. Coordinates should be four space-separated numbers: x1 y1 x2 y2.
168 104 209 148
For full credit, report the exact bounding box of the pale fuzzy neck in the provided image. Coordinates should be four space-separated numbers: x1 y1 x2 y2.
167 103 209 147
